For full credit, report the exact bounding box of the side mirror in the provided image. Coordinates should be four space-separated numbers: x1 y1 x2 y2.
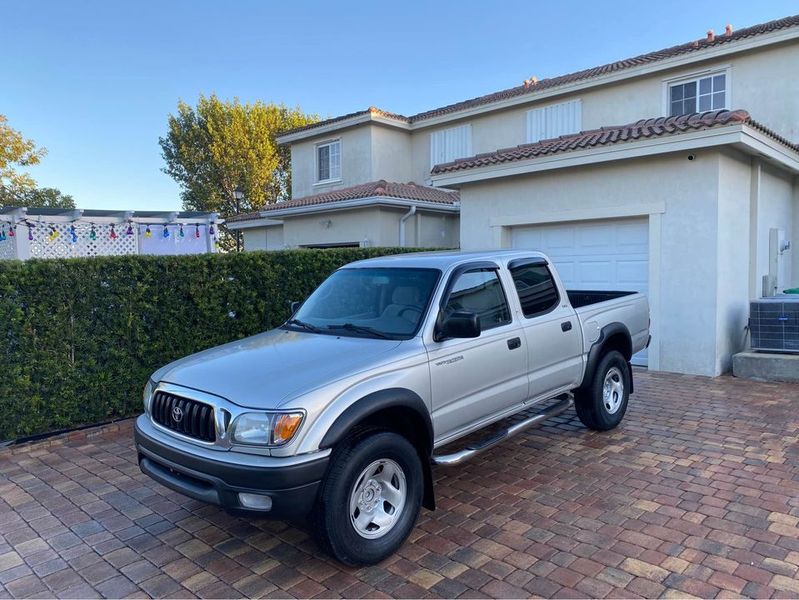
290 301 302 315
435 311 481 341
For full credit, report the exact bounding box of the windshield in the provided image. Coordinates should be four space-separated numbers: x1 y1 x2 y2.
287 267 440 339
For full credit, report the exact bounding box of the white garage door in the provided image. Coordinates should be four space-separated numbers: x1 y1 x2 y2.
511 217 649 365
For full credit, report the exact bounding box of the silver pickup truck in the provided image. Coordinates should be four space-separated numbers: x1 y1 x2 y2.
135 250 649 565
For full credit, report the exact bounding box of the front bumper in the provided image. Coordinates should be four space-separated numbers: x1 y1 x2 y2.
134 415 329 518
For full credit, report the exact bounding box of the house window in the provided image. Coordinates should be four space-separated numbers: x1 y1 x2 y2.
430 124 472 168
316 140 341 183
669 73 727 116
526 99 582 143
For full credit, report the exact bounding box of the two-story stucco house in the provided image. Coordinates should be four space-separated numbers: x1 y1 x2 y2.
228 14 799 377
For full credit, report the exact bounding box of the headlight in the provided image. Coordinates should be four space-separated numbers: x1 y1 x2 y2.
231 412 304 446
142 379 155 413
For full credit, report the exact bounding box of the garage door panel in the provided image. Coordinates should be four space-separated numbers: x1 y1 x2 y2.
511 217 649 366
554 261 576 284
617 224 648 250
542 227 574 250
617 260 648 288
578 261 613 283
577 224 615 249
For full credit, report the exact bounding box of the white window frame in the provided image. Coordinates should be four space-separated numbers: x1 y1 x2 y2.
662 66 732 117
430 124 473 169
526 98 582 144
315 138 342 185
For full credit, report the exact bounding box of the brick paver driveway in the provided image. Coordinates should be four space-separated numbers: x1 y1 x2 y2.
1 371 798 599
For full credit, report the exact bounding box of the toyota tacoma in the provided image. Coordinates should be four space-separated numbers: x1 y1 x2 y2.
135 250 650 565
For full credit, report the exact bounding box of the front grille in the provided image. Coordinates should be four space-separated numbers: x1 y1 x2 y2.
151 391 216 442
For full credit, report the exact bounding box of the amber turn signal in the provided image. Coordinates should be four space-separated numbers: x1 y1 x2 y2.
272 413 304 445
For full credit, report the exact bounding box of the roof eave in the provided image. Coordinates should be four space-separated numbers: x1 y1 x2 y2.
412 27 799 129
226 196 459 228
430 124 799 187
276 113 411 145
225 217 284 230
277 26 799 143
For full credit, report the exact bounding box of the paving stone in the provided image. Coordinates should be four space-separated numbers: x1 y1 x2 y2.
0 373 797 598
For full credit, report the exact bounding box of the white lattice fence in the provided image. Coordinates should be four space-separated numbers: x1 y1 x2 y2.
29 222 138 259
0 225 17 260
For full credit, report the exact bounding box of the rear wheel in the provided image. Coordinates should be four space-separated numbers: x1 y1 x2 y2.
575 350 630 430
312 431 422 566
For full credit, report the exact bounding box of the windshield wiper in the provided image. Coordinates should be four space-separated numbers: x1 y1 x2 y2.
327 323 391 339
286 318 321 333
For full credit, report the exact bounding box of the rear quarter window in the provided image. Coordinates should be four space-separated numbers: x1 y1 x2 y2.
510 262 560 318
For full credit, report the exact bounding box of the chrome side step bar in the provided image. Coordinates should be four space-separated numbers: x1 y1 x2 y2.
431 395 573 466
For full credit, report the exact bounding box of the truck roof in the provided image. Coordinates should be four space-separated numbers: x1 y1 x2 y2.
345 249 548 270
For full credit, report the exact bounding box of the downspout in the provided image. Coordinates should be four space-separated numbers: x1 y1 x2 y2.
399 206 417 248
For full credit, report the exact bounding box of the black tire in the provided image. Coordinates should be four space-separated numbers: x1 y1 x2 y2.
574 350 630 431
312 431 423 566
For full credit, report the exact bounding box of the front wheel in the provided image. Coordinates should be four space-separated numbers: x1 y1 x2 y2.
574 350 631 431
312 431 423 566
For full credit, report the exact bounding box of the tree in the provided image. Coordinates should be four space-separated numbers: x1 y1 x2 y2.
0 114 47 205
21 187 76 209
159 94 318 249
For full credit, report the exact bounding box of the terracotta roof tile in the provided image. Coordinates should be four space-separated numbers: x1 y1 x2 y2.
412 14 799 122
280 107 409 137
227 180 458 222
280 14 799 138
430 109 798 174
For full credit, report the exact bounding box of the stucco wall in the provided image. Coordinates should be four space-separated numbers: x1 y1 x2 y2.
287 41 799 199
398 211 459 248
758 163 794 292
458 153 722 376
715 151 753 373
795 183 799 286
242 225 284 251
370 126 413 184
418 213 460 248
404 41 799 185
290 126 373 199
282 207 382 247
241 207 458 250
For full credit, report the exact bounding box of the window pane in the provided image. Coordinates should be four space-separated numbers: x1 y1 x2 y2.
295 267 440 339
712 91 725 109
670 84 683 101
699 95 711 111
444 269 510 331
713 74 726 92
329 142 341 179
317 145 330 180
683 81 697 99
699 77 712 95
511 263 559 317
670 101 683 116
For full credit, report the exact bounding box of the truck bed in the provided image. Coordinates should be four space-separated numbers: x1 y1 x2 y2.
567 290 637 309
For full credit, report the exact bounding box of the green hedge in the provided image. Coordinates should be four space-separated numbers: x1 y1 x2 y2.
0 248 421 441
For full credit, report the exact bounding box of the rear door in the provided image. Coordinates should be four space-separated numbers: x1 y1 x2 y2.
426 264 528 442
508 258 583 401
511 218 649 365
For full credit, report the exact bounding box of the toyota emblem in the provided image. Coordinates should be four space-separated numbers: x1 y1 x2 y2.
171 406 184 423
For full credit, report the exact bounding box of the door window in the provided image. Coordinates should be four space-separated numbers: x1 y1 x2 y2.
444 269 511 331
510 262 560 318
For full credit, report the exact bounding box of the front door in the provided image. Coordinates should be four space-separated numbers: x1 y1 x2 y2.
426 266 528 443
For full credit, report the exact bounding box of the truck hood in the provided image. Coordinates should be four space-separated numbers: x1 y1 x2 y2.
152 328 403 409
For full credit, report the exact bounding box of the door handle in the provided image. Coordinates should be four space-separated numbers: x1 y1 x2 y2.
507 337 521 350
561 321 573 332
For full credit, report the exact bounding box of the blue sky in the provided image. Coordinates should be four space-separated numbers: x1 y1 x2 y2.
4 0 797 211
